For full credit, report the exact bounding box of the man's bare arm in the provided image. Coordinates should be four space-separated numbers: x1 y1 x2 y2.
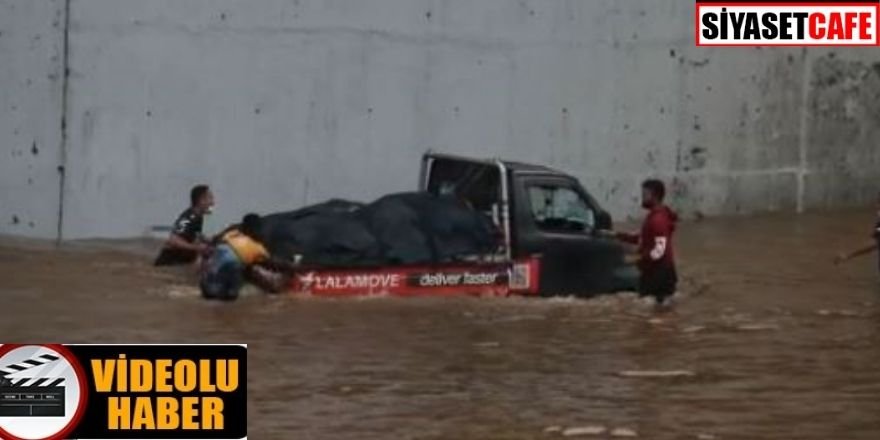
835 241 878 264
259 257 298 273
597 229 639 243
166 233 206 253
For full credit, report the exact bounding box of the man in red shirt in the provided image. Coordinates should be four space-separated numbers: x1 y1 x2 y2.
606 179 679 306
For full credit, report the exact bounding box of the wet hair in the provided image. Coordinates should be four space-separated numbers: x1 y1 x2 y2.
190 184 210 206
642 179 666 201
240 213 263 240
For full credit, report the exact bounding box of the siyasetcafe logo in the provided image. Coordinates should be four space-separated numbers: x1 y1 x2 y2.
0 344 246 440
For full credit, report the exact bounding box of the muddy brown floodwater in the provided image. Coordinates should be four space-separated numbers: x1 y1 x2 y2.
1 209 879 440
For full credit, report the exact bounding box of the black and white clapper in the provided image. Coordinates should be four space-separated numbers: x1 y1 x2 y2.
0 353 65 417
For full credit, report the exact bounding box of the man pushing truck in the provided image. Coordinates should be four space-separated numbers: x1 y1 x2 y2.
603 179 679 308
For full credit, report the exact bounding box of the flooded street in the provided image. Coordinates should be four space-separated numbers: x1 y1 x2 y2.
1 209 879 440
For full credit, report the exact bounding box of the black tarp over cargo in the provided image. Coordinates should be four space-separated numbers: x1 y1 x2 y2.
261 192 498 267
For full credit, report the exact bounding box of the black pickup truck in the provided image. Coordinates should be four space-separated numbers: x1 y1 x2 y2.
278 152 639 298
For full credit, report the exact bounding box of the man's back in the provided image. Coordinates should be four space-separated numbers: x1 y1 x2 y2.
153 207 204 266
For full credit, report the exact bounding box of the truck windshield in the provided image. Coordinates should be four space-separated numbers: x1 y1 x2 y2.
527 185 596 233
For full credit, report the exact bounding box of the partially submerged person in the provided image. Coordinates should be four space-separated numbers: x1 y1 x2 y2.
200 213 295 301
834 191 880 272
154 185 214 267
604 179 679 307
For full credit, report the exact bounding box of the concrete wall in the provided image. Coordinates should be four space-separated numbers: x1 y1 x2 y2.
0 0 65 237
2 0 880 239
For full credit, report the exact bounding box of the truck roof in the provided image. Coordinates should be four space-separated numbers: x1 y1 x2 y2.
424 152 570 178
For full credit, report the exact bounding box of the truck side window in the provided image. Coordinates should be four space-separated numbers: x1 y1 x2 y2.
527 185 596 233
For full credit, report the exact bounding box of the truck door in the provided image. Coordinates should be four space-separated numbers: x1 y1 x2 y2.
423 157 507 255
512 176 624 296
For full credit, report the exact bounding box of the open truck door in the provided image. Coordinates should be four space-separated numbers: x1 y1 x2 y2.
420 153 512 261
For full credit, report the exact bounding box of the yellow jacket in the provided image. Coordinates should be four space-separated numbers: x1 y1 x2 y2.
223 230 269 265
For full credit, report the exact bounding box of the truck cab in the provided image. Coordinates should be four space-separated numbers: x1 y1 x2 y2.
420 152 638 296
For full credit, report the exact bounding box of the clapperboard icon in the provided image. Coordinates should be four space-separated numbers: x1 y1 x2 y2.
0 353 65 417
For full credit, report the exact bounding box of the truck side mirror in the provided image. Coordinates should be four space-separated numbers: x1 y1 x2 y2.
595 210 612 231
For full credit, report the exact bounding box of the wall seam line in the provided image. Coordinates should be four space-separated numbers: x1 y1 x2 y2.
796 48 812 214
56 0 71 244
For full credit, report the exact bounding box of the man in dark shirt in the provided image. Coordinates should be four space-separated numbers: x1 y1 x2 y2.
835 191 880 273
154 185 215 266
603 179 679 306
